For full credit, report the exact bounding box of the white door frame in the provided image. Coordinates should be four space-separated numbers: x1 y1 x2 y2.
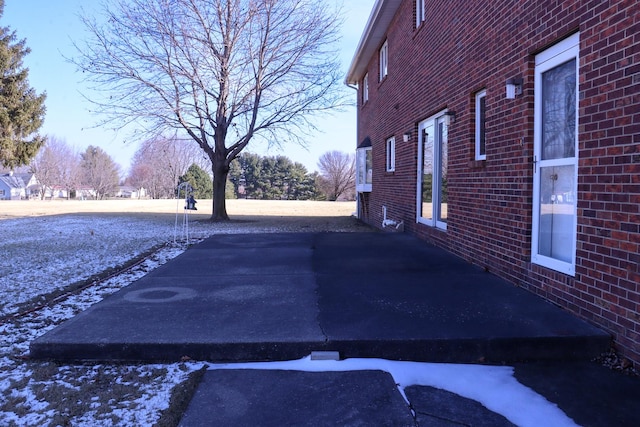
531 33 580 276
417 110 448 230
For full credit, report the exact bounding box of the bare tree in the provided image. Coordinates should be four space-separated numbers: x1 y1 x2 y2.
74 0 346 220
128 136 199 198
30 140 59 199
127 161 155 198
79 146 120 199
58 151 81 199
317 150 355 201
30 137 79 199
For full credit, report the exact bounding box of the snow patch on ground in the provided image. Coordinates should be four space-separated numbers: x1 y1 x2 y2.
0 215 207 426
0 215 176 317
207 357 579 427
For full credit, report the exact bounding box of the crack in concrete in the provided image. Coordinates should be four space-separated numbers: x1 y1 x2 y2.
310 240 330 344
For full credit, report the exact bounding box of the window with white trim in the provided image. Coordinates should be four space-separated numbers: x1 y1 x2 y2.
416 0 425 28
475 90 487 160
379 40 388 82
362 73 369 104
531 33 580 276
356 146 372 192
386 137 396 172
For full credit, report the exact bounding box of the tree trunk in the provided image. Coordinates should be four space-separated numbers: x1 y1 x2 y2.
211 162 230 221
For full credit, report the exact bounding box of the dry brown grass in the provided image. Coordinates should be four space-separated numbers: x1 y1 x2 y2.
0 199 356 220
0 199 369 235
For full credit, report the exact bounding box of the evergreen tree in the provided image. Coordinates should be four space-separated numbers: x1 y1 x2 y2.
178 164 213 199
229 152 264 199
290 165 322 201
228 152 322 200
0 2 46 169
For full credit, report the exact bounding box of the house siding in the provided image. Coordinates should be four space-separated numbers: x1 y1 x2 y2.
353 0 640 365
0 174 27 200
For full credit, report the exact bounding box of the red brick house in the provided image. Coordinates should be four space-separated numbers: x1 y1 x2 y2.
346 0 639 366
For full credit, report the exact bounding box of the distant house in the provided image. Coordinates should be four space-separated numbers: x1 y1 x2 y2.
75 186 98 200
0 172 36 200
116 185 147 199
46 186 71 199
14 173 40 199
347 1 639 365
0 171 104 200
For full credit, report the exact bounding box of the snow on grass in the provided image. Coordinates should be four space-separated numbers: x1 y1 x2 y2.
0 247 202 426
0 214 209 426
0 243 187 358
0 360 203 427
0 215 178 317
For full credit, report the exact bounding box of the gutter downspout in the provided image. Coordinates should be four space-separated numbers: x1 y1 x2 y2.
346 82 361 218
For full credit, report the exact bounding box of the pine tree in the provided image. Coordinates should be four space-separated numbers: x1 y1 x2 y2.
178 164 213 199
0 1 46 169
227 152 322 200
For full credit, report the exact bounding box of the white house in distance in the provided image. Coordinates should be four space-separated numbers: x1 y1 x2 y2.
0 171 148 200
0 172 38 200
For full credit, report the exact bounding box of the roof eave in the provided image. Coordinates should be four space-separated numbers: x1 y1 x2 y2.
345 0 402 85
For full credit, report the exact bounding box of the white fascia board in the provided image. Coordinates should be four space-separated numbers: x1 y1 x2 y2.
345 0 402 85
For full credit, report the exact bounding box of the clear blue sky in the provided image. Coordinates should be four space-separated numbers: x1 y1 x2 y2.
3 0 375 175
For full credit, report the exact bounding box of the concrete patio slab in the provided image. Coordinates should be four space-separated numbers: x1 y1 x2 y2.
30 232 610 363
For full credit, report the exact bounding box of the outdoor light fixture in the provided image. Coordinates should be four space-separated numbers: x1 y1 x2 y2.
444 111 456 126
403 132 412 142
506 77 523 99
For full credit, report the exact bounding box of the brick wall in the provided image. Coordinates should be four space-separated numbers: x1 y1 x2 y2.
355 0 640 365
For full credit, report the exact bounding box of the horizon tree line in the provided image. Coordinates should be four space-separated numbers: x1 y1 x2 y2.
14 135 355 202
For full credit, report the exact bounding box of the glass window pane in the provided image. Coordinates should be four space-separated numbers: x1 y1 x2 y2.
421 123 434 220
438 120 448 223
386 138 394 171
365 149 372 184
479 94 486 156
541 59 576 160
358 153 363 185
379 41 388 81
362 73 369 103
537 165 575 263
